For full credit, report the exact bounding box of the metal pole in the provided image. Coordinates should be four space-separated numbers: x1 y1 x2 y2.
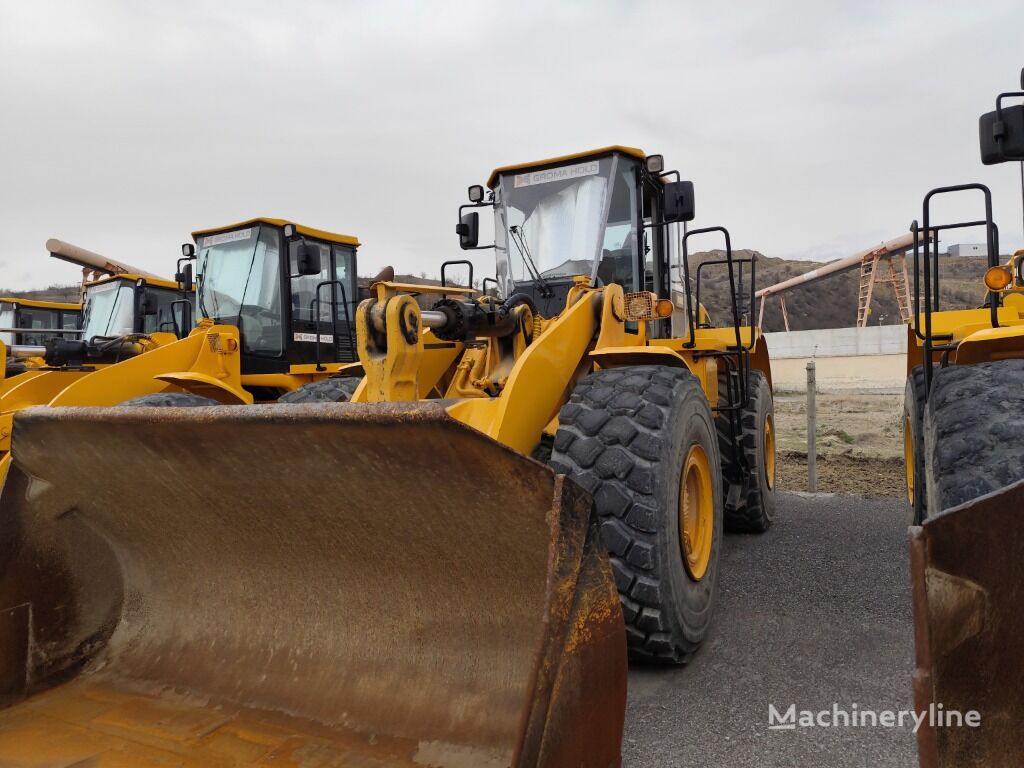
806 359 817 493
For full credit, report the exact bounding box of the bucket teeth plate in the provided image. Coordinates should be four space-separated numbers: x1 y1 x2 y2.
0 402 626 766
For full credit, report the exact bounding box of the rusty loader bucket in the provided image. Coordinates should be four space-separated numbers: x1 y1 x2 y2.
0 403 625 766
910 479 1024 767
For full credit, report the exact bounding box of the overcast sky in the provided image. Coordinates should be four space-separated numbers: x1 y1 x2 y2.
1 0 1022 290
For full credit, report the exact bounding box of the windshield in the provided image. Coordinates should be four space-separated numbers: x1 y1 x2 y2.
494 155 640 294
82 282 135 339
0 306 13 345
195 225 283 356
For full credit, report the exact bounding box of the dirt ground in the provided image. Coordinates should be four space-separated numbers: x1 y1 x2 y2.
773 390 906 497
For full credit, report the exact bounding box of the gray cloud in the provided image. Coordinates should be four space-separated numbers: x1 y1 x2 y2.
1 0 1022 290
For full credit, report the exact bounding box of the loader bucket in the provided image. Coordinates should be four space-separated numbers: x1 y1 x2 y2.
0 402 625 767
910 479 1024 767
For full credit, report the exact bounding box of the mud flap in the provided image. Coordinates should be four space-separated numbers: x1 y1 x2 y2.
911 479 1024 767
0 402 625 766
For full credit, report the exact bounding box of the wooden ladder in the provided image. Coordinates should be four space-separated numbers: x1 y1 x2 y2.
886 252 912 323
856 251 882 327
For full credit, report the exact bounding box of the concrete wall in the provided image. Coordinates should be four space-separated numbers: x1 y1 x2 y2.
764 325 906 359
770 354 906 392
763 325 907 392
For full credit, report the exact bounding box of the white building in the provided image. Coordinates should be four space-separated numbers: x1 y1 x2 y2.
948 243 987 257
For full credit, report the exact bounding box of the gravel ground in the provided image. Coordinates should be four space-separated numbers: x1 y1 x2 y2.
623 492 916 767
777 452 906 498
773 390 907 497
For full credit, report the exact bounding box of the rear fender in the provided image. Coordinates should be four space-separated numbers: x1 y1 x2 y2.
954 325 1024 365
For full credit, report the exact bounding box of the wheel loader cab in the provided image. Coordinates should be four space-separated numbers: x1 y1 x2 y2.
191 218 360 374
37 275 194 368
0 299 81 347
80 275 192 340
1 299 82 383
485 146 686 334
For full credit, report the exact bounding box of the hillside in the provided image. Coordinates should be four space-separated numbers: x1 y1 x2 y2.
692 250 991 332
0 284 80 303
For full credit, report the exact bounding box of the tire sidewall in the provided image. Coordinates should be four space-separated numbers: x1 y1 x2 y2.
750 374 776 523
658 381 722 648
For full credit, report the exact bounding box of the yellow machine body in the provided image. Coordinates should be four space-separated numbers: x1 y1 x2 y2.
906 253 1024 373
353 279 771 458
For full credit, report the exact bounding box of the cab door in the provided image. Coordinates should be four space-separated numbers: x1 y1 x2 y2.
286 239 357 366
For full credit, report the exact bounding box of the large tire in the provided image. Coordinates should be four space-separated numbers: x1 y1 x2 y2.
550 366 722 664
120 392 220 407
925 359 1024 513
715 369 776 532
903 366 927 524
278 377 361 403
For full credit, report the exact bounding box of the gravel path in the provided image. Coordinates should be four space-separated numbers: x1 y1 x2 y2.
624 492 916 767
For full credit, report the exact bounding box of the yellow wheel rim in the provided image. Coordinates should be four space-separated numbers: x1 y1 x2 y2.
679 444 714 581
764 414 776 490
904 415 914 505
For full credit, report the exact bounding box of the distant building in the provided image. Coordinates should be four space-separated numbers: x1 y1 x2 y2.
948 243 987 257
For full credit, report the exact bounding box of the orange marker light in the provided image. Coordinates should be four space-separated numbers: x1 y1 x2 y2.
984 266 1013 291
655 298 674 318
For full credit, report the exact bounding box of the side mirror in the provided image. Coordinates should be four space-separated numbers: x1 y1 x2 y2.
663 180 696 222
980 104 1024 164
456 211 479 249
176 262 194 292
139 289 158 316
294 241 322 276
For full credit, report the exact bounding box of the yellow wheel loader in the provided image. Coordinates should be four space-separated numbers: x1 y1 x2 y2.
1 236 193 404
906 72 1024 765
13 218 377 412
0 147 773 765
904 183 1024 767
0 297 81 386
0 220 369 484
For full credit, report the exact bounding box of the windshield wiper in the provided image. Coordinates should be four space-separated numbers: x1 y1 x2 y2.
508 225 553 298
197 249 211 321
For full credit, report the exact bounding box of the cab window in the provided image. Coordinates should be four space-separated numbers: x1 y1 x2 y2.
140 288 193 337
289 241 333 323
333 244 357 322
